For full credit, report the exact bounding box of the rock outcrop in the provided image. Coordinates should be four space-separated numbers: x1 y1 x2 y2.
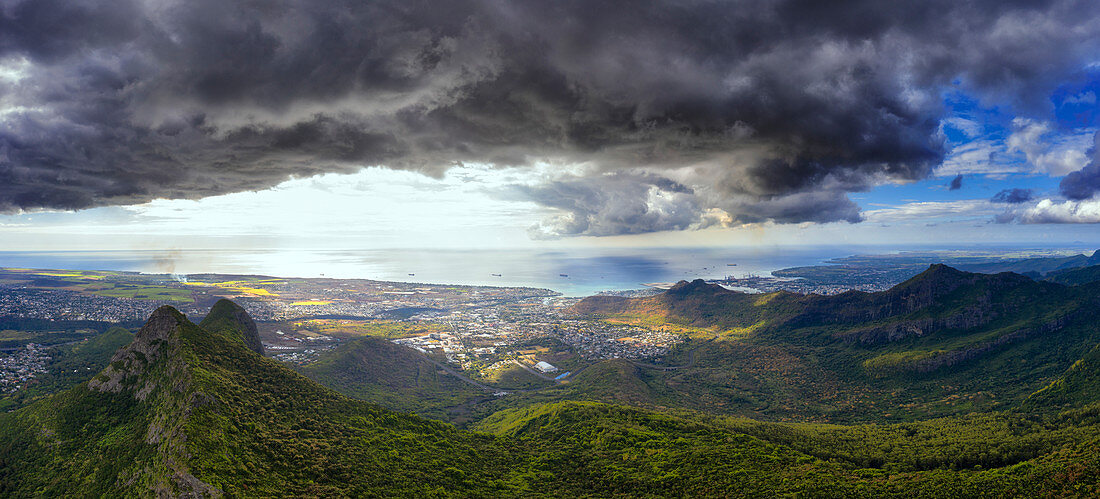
89 306 187 400
199 298 265 355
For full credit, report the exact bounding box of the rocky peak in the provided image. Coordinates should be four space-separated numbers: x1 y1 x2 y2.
199 299 264 355
892 264 971 295
88 306 188 400
135 305 188 343
917 263 965 279
667 279 722 295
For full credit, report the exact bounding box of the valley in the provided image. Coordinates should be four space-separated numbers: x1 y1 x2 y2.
5 254 1100 494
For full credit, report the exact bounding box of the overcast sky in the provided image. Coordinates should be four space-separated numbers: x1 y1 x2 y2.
2 0 1100 250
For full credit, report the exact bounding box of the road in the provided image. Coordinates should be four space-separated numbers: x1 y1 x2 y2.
412 350 501 393
511 359 562 383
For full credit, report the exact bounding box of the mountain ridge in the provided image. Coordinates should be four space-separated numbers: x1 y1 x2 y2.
199 298 265 355
1044 263 1100 286
566 264 1100 421
4 297 1100 494
957 249 1100 275
0 303 515 496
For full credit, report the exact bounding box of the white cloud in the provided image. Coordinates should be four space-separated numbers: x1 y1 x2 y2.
941 117 984 138
1063 91 1097 105
0 165 557 248
936 118 1096 178
0 57 30 83
1006 118 1093 176
1007 197 1100 223
936 138 1023 176
861 199 999 223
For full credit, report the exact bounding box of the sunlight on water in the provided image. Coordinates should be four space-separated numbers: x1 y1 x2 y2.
0 244 1069 296
0 246 872 296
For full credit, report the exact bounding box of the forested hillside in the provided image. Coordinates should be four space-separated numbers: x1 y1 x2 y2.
3 290 1100 496
567 265 1100 422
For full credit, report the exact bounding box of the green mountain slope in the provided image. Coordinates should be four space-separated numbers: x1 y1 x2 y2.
1045 264 1100 286
3 300 1100 495
0 326 134 412
296 335 491 419
1027 342 1100 410
452 358 670 425
0 304 514 496
957 249 1100 275
572 265 1100 421
198 298 265 355
298 265 1100 426
473 400 1100 496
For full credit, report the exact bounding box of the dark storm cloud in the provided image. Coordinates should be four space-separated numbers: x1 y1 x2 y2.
513 172 703 238
2 0 1099 235
991 188 1034 204
1059 132 1100 200
948 174 964 191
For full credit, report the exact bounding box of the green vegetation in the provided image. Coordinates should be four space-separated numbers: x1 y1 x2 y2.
6 266 1100 495
1026 342 1100 411
0 305 518 496
198 298 265 354
0 328 90 349
292 265 1100 429
0 267 193 302
473 401 1100 496
1044 263 1100 286
0 326 133 412
297 336 490 420
291 318 443 339
483 364 553 390
570 266 1100 422
86 283 194 302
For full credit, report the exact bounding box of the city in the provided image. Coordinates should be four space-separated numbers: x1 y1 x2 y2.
0 267 688 392
0 344 50 393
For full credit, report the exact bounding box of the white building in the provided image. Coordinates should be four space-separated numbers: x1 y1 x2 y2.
534 361 558 373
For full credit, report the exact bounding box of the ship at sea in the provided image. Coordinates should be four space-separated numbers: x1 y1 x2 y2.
559 274 569 277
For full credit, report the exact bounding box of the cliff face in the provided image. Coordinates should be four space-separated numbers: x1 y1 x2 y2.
81 300 274 497
89 306 188 400
2 297 523 496
912 313 1074 372
82 305 222 497
837 309 997 345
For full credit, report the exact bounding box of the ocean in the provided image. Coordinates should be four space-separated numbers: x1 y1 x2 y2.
0 244 1080 297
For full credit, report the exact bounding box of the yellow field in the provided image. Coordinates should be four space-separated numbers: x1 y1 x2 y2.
229 286 276 296
185 280 277 296
4 269 106 280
